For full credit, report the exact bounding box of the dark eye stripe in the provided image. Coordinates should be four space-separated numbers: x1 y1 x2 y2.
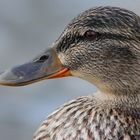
57 31 100 52
56 31 133 53
57 33 79 52
101 33 134 41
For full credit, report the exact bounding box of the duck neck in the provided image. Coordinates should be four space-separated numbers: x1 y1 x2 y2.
89 77 140 96
94 89 140 108
100 86 140 96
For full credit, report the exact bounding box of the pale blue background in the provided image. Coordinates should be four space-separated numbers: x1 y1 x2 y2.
0 1 140 140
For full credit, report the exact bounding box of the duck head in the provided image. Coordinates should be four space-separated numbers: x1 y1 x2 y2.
0 7 140 94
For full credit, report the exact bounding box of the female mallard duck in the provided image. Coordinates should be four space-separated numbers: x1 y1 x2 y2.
0 6 140 140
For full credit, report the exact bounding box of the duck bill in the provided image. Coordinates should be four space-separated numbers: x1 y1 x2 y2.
0 48 70 86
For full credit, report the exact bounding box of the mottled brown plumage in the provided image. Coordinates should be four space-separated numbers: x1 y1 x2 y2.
1 6 140 140
32 7 140 140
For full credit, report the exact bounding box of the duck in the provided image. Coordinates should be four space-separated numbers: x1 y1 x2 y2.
0 6 140 140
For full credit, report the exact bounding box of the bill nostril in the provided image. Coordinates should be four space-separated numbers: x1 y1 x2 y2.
34 54 49 63
40 55 49 61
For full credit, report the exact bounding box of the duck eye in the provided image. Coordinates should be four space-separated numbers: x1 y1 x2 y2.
84 30 97 40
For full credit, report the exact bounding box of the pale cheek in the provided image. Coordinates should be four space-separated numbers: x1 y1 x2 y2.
71 70 93 82
70 70 83 78
58 53 66 65
71 69 108 91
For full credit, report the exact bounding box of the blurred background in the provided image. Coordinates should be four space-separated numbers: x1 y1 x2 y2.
0 0 140 140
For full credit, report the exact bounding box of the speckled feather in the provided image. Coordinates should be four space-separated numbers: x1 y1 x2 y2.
33 95 140 140
33 7 140 140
